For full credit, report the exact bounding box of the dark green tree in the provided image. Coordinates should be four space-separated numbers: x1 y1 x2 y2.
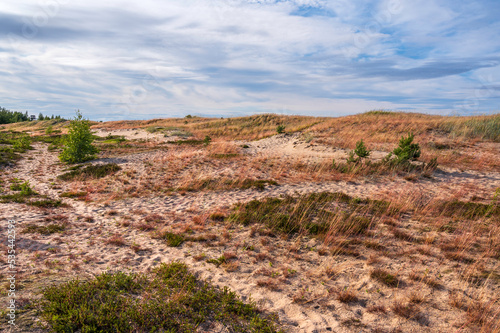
392 133 421 163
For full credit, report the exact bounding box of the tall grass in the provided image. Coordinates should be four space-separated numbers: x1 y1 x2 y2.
439 114 500 142
228 192 396 237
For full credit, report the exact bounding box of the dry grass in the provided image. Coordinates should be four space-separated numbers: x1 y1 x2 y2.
5 112 500 332
105 234 126 246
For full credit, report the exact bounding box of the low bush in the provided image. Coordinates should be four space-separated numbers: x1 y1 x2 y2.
58 163 121 181
40 262 282 332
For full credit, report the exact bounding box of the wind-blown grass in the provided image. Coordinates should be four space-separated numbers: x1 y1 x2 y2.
228 192 396 237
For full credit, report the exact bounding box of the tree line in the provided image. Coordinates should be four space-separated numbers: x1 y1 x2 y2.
0 106 64 124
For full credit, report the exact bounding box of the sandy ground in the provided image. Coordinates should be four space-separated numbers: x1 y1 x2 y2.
1 132 499 332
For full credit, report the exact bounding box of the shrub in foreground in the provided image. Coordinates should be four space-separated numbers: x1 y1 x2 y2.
40 262 282 333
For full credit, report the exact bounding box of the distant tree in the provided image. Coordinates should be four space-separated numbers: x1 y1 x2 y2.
0 106 29 124
38 113 44 121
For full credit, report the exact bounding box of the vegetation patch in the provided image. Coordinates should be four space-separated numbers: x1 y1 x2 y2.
179 178 278 192
211 153 240 159
58 163 121 181
370 268 399 287
439 114 500 142
239 179 278 191
60 191 87 199
228 192 391 237
207 255 227 267
160 232 185 247
22 224 65 235
39 262 282 333
437 200 499 219
172 139 204 145
28 199 65 208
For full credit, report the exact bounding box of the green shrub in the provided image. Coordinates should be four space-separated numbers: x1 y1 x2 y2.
59 111 98 164
40 262 281 333
391 133 420 163
203 135 212 146
20 181 36 196
276 125 285 134
347 139 370 163
12 136 31 151
162 232 185 247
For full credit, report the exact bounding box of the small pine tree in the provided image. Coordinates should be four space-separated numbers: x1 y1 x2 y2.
38 113 44 121
347 139 370 163
59 111 98 164
392 133 421 163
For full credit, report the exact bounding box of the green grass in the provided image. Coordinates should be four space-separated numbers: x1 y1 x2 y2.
60 191 87 198
439 114 500 142
160 232 185 247
0 131 33 165
39 262 282 333
22 224 65 235
58 163 121 181
239 179 278 191
172 139 204 145
438 200 500 219
228 192 393 236
0 146 22 166
178 178 279 192
207 255 227 267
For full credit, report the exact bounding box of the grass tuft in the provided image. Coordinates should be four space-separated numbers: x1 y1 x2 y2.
370 268 399 287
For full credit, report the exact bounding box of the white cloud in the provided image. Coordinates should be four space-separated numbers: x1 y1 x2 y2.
0 0 498 119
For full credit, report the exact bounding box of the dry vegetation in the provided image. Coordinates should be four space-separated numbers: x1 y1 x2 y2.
0 111 499 332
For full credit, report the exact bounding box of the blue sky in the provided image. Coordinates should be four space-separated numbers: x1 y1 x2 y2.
1 0 499 120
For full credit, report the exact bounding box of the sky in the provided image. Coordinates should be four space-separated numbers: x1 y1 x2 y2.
0 0 499 121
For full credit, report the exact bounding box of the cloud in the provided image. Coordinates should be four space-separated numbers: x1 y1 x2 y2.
0 0 498 120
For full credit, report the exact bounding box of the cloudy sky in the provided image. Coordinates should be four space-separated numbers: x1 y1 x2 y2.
1 0 499 120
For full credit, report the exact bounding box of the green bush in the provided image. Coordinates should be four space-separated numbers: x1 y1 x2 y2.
12 136 31 151
20 181 36 196
59 111 98 164
347 139 370 163
276 125 286 134
391 133 421 164
40 262 282 333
